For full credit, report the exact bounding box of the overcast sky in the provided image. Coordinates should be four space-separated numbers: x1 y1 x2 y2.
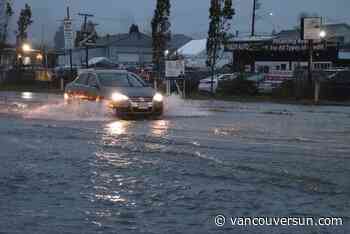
10 0 350 45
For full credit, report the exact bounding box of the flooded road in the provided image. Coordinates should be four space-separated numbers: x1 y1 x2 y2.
0 92 349 234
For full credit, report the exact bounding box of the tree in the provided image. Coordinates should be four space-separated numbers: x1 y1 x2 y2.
1 0 14 43
151 0 171 86
206 0 235 94
16 3 33 46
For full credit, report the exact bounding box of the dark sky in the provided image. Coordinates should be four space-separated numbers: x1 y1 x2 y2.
11 0 350 45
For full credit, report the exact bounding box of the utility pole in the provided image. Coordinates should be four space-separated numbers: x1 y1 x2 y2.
308 39 313 84
251 0 257 37
78 13 94 68
67 6 73 80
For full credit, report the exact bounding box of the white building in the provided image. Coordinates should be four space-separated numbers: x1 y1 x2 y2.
177 39 232 69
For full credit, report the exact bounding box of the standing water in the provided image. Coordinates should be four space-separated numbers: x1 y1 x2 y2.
0 92 349 233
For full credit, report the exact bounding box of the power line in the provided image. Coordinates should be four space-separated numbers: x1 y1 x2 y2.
78 13 94 32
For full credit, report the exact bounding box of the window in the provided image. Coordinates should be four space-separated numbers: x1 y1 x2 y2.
88 74 98 87
98 72 145 87
281 64 287 71
128 73 147 86
75 73 88 85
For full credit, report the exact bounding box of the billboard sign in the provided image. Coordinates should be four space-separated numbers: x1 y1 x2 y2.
165 60 185 78
301 17 322 40
64 18 74 50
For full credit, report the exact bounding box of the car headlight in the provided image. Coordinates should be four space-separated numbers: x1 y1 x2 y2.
111 92 129 102
153 93 163 102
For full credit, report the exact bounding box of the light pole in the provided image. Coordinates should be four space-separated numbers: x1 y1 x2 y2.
313 29 327 104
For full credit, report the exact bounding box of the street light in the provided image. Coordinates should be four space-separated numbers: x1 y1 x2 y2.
319 30 327 39
22 43 32 53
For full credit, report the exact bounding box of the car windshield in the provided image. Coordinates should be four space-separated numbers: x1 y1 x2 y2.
98 72 145 87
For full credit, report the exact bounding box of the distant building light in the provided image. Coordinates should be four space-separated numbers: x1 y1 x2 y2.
21 92 33 100
36 53 43 60
164 50 169 57
23 56 31 65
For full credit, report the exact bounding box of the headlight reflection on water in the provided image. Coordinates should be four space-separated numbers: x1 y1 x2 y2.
106 121 130 136
150 120 170 137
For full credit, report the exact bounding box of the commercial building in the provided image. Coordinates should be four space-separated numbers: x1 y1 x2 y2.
226 23 350 74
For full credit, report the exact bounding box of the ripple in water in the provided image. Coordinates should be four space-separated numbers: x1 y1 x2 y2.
3 94 208 121
163 95 209 117
23 101 112 121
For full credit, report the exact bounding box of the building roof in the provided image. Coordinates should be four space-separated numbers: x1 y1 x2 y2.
96 24 152 48
276 23 350 40
177 39 207 56
96 26 191 50
233 36 275 42
169 34 192 50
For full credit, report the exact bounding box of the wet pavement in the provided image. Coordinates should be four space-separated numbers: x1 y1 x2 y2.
0 91 349 234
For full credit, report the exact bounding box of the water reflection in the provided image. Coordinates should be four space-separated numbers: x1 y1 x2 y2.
150 120 170 137
106 121 130 136
95 193 127 203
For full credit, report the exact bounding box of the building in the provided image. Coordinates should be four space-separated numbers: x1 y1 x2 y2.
58 25 191 67
225 23 350 75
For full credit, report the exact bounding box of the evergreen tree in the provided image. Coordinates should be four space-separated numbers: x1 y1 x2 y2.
207 0 235 94
16 3 33 46
1 0 14 43
151 0 171 85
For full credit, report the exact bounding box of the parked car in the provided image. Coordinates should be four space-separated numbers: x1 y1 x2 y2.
198 73 237 93
64 69 164 117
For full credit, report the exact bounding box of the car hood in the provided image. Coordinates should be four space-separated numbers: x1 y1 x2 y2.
101 86 156 99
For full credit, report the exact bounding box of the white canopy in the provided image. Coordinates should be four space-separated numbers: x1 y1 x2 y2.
177 39 207 56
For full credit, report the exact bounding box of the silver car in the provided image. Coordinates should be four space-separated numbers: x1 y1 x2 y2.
64 69 164 117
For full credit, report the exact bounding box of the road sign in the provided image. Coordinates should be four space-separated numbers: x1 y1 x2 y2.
165 60 185 78
64 18 74 50
301 17 322 40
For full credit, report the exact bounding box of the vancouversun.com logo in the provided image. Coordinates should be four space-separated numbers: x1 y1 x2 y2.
214 215 343 227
